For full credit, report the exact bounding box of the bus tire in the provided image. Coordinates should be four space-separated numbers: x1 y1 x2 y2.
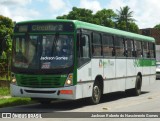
125 75 142 96
89 81 102 105
133 75 142 96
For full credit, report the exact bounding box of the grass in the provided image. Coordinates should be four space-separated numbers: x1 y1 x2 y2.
0 87 10 96
0 97 33 108
0 87 35 108
0 77 7 80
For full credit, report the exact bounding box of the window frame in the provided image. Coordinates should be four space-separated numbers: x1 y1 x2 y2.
92 32 102 57
102 34 114 57
114 36 125 58
125 38 135 58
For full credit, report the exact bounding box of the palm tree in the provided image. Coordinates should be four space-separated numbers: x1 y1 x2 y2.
116 6 135 31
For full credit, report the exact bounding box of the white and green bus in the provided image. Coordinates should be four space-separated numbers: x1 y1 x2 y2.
10 20 156 104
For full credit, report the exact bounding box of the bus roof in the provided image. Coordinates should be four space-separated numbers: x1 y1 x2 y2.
16 19 155 42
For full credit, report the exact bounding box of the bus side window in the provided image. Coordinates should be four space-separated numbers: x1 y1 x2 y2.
102 35 114 57
92 33 102 57
114 37 125 57
77 33 90 68
80 34 90 58
149 42 155 58
135 41 143 58
126 39 134 57
143 42 150 58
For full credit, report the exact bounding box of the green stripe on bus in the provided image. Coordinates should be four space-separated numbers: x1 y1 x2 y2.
134 59 156 67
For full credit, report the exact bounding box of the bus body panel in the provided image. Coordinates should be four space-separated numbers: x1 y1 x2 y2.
77 61 92 83
126 59 136 77
10 84 76 99
115 59 127 78
77 61 93 98
91 59 103 80
114 59 126 91
103 59 116 79
150 66 156 84
103 80 112 93
142 60 151 86
10 83 93 100
125 59 137 89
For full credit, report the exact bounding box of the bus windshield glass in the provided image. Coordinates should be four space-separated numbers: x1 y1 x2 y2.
12 34 73 69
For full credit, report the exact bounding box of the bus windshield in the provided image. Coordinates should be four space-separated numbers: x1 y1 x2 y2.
12 34 73 70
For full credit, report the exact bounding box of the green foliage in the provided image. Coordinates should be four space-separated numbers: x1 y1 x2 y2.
116 6 139 33
154 24 160 29
0 15 14 56
116 21 139 33
57 7 139 33
57 7 94 23
0 87 10 96
128 22 139 33
94 9 116 27
57 7 116 28
117 21 127 31
116 6 135 23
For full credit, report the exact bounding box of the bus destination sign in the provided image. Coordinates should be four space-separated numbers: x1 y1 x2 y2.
15 22 74 32
19 25 28 32
31 24 63 32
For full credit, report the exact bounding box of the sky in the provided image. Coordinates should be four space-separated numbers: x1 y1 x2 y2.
0 0 160 29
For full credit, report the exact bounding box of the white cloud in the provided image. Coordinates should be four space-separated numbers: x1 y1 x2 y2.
12 8 41 22
48 0 72 19
107 0 160 28
0 0 31 6
0 0 159 29
80 0 102 13
107 0 125 11
49 0 66 11
0 5 11 17
0 0 40 22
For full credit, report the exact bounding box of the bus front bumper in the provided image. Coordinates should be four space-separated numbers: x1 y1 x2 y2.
10 84 80 100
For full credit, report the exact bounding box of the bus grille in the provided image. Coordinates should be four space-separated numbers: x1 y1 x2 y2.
17 75 66 88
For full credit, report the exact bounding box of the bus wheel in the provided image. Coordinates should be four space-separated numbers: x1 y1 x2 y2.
89 82 101 104
125 75 142 96
133 75 142 96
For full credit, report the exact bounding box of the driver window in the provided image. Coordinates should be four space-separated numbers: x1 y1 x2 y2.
80 34 90 58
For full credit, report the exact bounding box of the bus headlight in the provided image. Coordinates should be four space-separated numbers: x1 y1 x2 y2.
12 78 16 83
65 73 73 86
11 73 17 85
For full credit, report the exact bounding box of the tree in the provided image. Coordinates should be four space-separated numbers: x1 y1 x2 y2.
116 6 139 33
116 6 135 24
57 7 139 33
128 22 139 33
0 15 13 80
93 9 116 27
57 7 94 23
57 7 117 27
116 20 139 33
0 15 13 56
154 24 160 29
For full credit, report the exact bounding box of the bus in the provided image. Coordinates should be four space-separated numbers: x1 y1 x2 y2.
10 20 156 104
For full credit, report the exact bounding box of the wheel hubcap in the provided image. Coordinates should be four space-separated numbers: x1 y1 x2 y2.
93 86 100 102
